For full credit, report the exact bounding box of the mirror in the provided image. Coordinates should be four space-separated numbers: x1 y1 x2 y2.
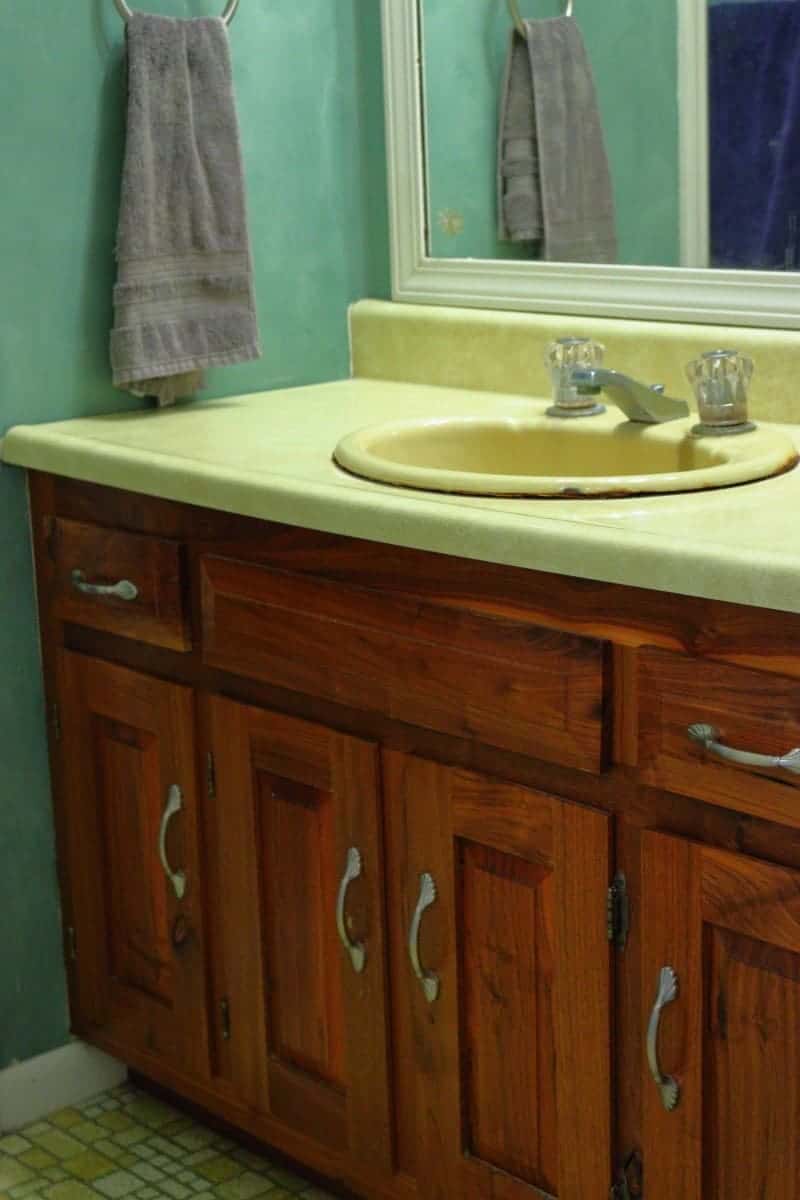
424 0 693 268
382 0 800 327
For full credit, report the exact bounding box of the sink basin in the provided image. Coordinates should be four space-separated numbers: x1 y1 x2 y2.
333 410 798 498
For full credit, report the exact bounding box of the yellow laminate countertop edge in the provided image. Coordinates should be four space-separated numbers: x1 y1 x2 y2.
3 378 800 615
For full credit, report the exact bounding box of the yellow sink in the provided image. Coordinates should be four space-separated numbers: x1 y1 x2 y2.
333 410 798 498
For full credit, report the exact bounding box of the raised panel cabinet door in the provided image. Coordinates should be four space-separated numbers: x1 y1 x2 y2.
57 651 209 1080
207 696 393 1177
640 831 800 1199
383 752 613 1200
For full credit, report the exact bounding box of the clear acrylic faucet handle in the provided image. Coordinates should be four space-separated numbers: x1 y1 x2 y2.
686 348 754 434
545 337 606 415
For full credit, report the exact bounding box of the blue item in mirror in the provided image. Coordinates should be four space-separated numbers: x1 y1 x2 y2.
710 0 800 269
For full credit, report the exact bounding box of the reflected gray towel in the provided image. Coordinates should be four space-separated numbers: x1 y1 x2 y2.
497 31 542 242
111 13 261 406
498 18 617 263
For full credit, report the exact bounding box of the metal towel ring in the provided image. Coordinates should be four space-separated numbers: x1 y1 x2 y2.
114 0 240 25
508 0 573 34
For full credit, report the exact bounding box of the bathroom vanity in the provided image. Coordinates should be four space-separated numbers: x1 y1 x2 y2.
8 368 800 1200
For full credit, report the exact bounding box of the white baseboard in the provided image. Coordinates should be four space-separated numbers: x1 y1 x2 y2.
0 1041 127 1131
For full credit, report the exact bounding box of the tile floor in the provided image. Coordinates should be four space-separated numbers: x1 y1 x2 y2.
0 1084 334 1200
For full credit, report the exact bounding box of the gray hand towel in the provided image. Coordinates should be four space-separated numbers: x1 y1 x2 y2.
111 13 261 407
498 18 617 264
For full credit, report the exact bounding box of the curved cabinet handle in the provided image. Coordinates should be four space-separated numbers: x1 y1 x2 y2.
336 846 366 974
408 872 440 1003
159 785 187 900
71 569 138 602
688 723 800 782
647 966 680 1112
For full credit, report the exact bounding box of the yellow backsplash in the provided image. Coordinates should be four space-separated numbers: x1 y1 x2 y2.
350 300 800 425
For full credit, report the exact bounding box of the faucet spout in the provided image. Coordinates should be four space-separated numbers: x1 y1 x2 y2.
569 367 690 424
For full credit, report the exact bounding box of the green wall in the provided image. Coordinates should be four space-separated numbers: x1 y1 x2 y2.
0 0 388 1071
424 0 680 266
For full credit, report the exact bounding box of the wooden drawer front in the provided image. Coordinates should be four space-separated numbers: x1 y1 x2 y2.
201 555 608 771
51 518 190 650
640 648 800 826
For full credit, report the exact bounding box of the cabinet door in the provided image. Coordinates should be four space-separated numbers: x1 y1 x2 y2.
207 697 393 1175
641 831 800 1199
57 651 209 1080
384 752 613 1200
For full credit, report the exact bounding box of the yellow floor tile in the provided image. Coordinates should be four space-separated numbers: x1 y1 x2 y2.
49 1113 82 1132
0 1162 34 1191
29 1134 84 1163
63 1153 116 1183
194 1158 240 1185
0 1141 30 1159
18 1150 56 1171
45 1183 99 1200
216 1172 274 1200
3 1085 322 1200
94 1118 130 1137
69 1126 107 1148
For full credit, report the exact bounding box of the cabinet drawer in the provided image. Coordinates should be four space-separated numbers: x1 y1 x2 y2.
639 648 800 826
200 555 608 771
50 518 190 651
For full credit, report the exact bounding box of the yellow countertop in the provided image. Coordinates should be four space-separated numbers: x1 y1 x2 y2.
4 378 800 614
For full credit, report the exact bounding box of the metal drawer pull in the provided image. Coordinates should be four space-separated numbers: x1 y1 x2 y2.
159 785 187 900
71 569 138 602
647 966 680 1112
688 723 800 780
336 846 366 974
409 872 440 1003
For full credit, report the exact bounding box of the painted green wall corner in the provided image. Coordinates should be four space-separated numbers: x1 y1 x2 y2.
0 0 388 1071
424 0 680 267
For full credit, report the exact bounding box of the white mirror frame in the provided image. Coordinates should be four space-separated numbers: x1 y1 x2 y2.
382 0 800 328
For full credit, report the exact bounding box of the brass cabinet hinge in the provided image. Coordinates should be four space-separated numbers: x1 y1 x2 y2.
206 751 216 799
66 926 77 962
610 1150 643 1200
607 871 629 950
51 702 62 743
220 997 231 1041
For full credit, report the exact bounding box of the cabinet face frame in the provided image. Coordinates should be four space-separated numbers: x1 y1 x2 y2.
30 474 800 1200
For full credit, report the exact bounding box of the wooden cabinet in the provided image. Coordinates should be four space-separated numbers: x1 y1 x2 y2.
29 474 800 1199
206 697 393 1175
640 831 800 1200
383 754 613 1200
640 647 800 827
200 553 609 770
50 517 190 651
56 651 209 1080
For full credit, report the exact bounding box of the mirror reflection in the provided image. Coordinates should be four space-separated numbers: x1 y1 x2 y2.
421 0 800 271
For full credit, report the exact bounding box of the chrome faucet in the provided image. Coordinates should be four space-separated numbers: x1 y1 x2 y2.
567 368 689 424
